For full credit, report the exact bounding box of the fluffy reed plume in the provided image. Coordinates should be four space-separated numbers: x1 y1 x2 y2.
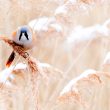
0 62 63 110
58 70 101 105
0 36 41 110
57 50 110 109
28 17 63 41
54 0 104 23
67 18 110 45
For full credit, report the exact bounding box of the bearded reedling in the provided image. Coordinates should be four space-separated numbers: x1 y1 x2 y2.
5 25 36 67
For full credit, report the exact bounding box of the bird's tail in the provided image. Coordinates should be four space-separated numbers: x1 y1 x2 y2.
6 51 16 67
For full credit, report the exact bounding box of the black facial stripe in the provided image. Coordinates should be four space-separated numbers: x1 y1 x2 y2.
24 32 29 40
19 32 22 40
19 31 29 41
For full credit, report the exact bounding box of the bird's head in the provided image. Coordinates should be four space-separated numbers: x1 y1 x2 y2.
12 25 33 47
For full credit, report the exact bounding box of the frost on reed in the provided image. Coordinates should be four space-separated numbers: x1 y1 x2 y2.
0 62 63 110
58 52 110 108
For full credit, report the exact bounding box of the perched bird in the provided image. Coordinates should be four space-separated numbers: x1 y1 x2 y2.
6 25 36 67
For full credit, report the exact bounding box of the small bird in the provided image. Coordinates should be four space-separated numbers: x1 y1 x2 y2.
6 25 36 67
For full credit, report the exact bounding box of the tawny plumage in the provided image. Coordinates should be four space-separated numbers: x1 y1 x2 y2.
6 25 36 67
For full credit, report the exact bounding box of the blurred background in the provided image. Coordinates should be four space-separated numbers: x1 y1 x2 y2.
0 0 110 110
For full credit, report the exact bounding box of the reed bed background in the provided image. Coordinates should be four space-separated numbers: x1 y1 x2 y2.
0 0 110 110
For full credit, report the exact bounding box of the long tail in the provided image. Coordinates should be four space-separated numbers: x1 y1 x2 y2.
6 51 16 67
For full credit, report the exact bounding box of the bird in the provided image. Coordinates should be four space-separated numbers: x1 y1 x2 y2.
6 25 36 67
